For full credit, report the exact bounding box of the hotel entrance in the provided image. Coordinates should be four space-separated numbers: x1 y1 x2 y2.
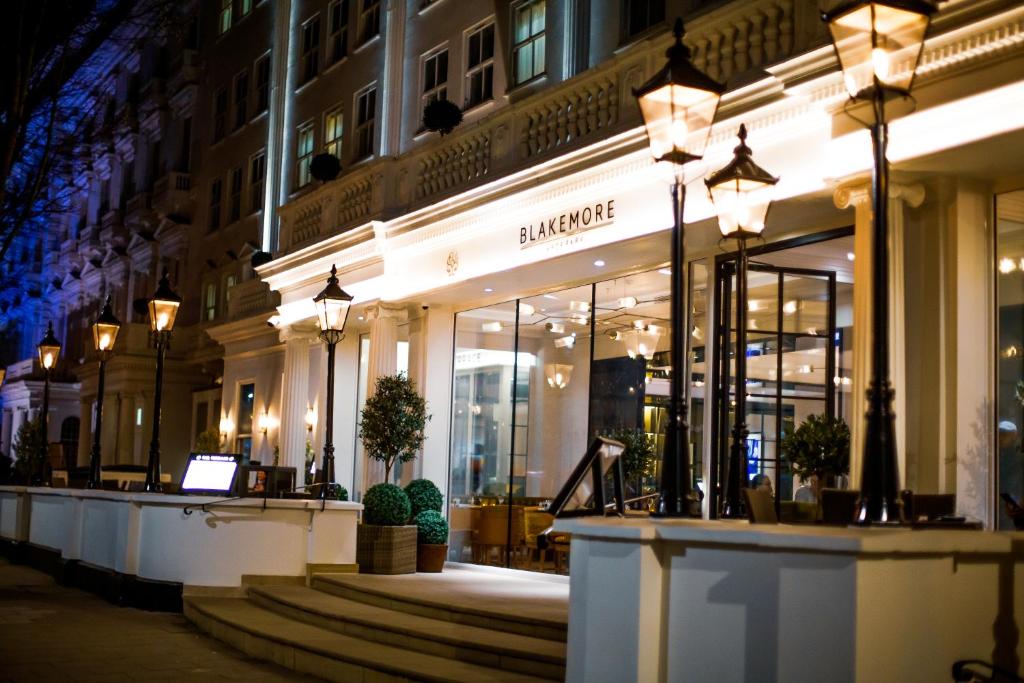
708 231 855 519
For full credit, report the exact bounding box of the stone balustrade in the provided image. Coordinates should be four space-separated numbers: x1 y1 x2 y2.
226 278 280 321
277 1 825 255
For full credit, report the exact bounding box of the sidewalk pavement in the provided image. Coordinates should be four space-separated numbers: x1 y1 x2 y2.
0 558 314 682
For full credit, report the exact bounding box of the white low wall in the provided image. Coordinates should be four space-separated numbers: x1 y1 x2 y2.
556 517 1024 683
0 486 362 587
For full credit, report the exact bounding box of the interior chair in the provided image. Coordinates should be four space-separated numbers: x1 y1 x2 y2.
901 491 956 522
524 508 555 570
820 488 859 525
743 488 778 524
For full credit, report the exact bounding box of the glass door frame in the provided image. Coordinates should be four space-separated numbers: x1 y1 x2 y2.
708 228 852 518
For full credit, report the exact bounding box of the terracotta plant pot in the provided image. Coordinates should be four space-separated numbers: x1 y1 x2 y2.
356 524 417 575
416 543 447 573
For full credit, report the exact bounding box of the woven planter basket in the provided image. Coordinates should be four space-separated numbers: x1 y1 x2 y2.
357 524 417 575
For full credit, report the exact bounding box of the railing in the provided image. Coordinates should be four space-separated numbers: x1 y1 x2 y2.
226 278 280 321
152 171 192 214
277 0 824 255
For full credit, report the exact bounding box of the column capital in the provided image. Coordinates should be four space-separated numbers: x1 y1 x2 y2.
366 301 408 324
279 321 320 344
833 177 926 210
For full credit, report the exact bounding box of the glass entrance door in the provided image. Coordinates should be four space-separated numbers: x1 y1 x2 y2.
711 258 839 518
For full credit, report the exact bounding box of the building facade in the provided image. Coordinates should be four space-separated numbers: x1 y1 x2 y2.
3 0 1024 538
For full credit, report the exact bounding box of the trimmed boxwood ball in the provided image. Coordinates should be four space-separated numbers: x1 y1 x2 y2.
415 510 449 545
405 479 443 518
422 98 463 135
331 484 349 502
362 483 411 526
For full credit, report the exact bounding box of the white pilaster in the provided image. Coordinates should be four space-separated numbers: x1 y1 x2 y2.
833 179 924 491
278 323 317 474
406 305 455 496
361 302 407 488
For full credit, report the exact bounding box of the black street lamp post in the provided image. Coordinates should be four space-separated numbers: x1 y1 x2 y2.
88 296 121 489
823 0 934 523
312 265 353 501
634 18 724 516
36 322 61 485
144 270 182 493
705 124 779 518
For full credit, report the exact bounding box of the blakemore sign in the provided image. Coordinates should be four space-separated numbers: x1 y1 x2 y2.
519 198 615 249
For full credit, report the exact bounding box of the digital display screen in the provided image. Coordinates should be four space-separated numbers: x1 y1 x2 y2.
180 453 240 494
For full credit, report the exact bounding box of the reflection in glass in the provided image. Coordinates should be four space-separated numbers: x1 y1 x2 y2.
997 190 1024 530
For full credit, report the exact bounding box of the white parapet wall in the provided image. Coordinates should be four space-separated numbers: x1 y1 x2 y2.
555 517 1024 683
0 486 362 588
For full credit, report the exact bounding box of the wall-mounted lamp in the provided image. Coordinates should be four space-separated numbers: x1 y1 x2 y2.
305 405 316 432
219 416 234 441
258 410 271 435
545 364 573 389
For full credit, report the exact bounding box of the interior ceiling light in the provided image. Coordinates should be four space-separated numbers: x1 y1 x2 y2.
594 259 606 267
658 268 672 276
569 300 591 313
999 257 1017 274
633 320 646 330
546 322 566 334
518 303 536 316
543 294 558 300
783 300 798 314
554 334 576 349
847 252 855 261
571 314 589 325
748 300 761 311
619 296 638 309
481 321 502 332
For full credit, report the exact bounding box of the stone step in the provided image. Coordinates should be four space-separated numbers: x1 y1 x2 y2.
249 584 565 681
185 596 551 683
311 569 568 643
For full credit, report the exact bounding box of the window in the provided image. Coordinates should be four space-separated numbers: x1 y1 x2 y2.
228 166 243 223
233 70 248 130
224 274 237 312
254 54 271 115
358 0 380 46
237 382 255 462
623 0 665 40
219 0 233 35
300 16 321 85
240 0 253 18
324 107 344 159
296 122 315 187
179 117 192 172
421 47 449 116
122 160 135 201
512 0 546 85
205 282 217 321
249 151 266 214
99 179 110 217
213 87 228 142
209 178 222 231
465 22 495 109
355 87 376 160
328 0 350 64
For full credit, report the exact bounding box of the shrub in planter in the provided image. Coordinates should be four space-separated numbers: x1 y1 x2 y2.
415 510 449 573
358 483 416 574
405 478 443 518
360 373 430 482
781 414 850 503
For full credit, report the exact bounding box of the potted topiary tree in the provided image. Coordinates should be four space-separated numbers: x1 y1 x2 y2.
357 482 417 574
360 373 430 482
405 478 443 518
415 509 449 572
601 427 656 502
781 414 851 504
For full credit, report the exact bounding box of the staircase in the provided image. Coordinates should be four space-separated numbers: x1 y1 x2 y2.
184 568 568 682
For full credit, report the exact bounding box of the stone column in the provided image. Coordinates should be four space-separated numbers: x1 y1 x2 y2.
833 178 924 491
362 302 407 488
1 408 13 458
405 305 455 494
278 323 318 474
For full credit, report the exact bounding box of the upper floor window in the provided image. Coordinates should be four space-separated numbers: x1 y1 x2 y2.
205 282 217 321
179 117 192 172
219 0 233 35
228 166 243 223
324 107 344 159
233 69 248 130
296 122 315 187
421 47 449 115
465 22 495 109
512 0 546 85
249 151 266 214
255 53 271 115
213 87 228 142
240 0 253 19
329 0 350 64
622 0 665 41
209 178 223 232
355 86 376 160
301 16 321 86
358 0 381 46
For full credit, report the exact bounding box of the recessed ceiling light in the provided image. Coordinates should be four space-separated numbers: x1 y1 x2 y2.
543 294 558 300
357 315 365 321
659 268 672 275
481 321 502 332
484 287 494 293
594 259 606 267
846 252 855 261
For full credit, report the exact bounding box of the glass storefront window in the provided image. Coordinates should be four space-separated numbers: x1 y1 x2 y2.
996 190 1024 529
